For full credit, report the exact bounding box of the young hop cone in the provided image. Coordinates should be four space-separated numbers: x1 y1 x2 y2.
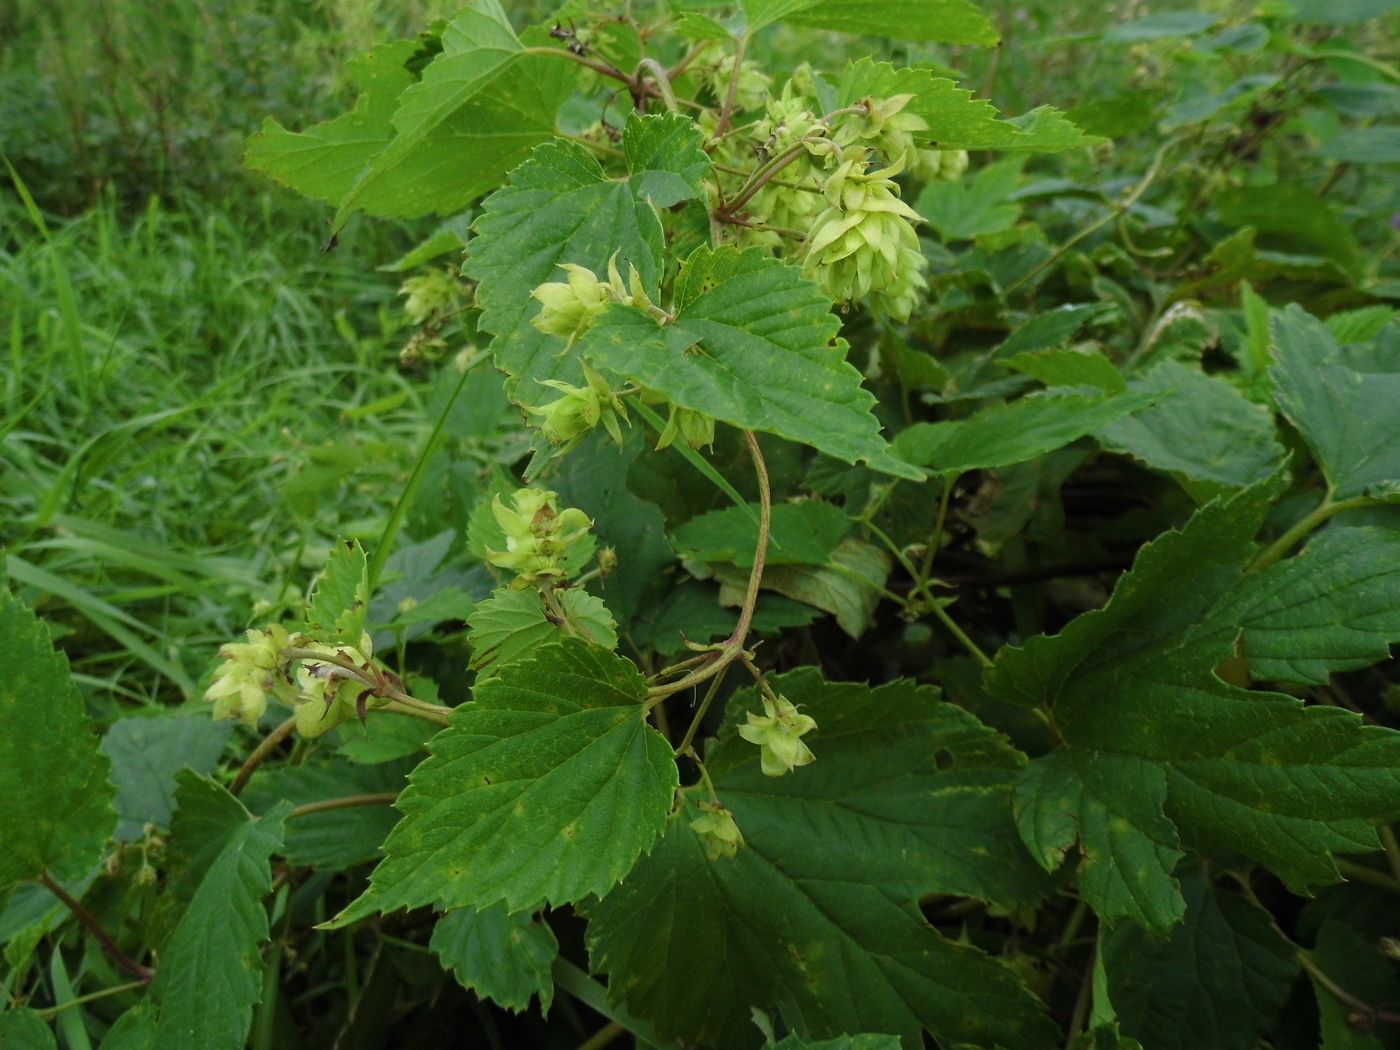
689 802 745 861
204 623 295 725
738 694 817 777
486 488 594 585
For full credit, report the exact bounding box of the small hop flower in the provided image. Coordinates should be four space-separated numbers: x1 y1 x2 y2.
689 802 745 861
527 364 629 449
293 633 378 739
834 94 929 168
398 268 461 325
204 624 295 726
487 488 594 585
738 694 817 777
654 402 715 450
531 264 612 345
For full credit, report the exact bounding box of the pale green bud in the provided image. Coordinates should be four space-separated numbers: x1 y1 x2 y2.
655 402 715 450
205 623 295 726
399 269 460 324
737 694 817 777
531 264 611 345
486 489 595 584
689 803 745 861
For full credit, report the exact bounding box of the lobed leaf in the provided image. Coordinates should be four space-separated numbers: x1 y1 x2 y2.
467 586 618 676
431 904 558 1013
331 639 677 923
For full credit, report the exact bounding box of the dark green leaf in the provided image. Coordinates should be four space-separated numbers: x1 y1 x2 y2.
915 158 1024 241
0 1009 57 1049
0 591 115 889
623 111 711 208
781 0 999 45
467 586 618 676
1104 12 1218 41
431 904 558 1013
672 500 851 568
1004 347 1126 393
588 673 1056 1049
332 639 676 922
1103 873 1298 1050
305 540 369 644
101 713 230 840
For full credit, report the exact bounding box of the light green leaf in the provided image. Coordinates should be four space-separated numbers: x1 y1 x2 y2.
144 773 290 1050
242 759 408 869
331 639 676 923
1222 526 1400 685
243 39 419 207
587 673 1057 1049
1326 306 1398 346
672 500 850 568
431 904 558 1013
0 1009 57 1049
839 60 1103 152
0 590 116 889
305 540 369 644
331 1 529 230
893 392 1156 476
101 713 230 840
1097 361 1286 499
914 158 1024 241
467 586 618 676
711 536 890 638
463 134 670 406
1293 0 1400 24
1103 873 1298 1050
987 476 1400 931
580 246 919 478
781 0 999 44
1003 347 1127 393
1271 305 1400 499
623 111 711 208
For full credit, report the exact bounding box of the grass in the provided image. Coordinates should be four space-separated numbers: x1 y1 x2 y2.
0 184 435 711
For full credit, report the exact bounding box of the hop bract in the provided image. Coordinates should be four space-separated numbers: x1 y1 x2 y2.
487 488 594 585
293 633 377 739
738 694 817 777
204 624 294 726
689 803 745 861
531 264 612 346
527 364 628 449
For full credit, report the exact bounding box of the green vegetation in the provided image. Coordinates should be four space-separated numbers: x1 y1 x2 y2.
3 1 1400 1048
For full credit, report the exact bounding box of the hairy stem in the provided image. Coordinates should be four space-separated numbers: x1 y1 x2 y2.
675 666 729 757
34 978 150 1019
40 874 153 982
289 793 399 820
230 715 298 796
1248 494 1380 572
636 58 678 112
1299 949 1400 1025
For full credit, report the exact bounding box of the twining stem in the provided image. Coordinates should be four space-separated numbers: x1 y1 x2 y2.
577 1021 626 1050
289 793 399 820
1248 494 1380 572
1335 857 1400 895
647 431 771 701
675 665 729 757
917 474 958 587
713 31 749 136
1299 949 1400 1025
230 715 298 796
383 696 452 726
865 520 994 668
39 874 153 982
1380 826 1400 884
522 46 634 86
1064 944 1096 1050
719 104 868 216
34 978 150 1019
636 58 678 112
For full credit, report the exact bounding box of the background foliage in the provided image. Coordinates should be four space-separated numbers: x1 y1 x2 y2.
2 0 1400 1048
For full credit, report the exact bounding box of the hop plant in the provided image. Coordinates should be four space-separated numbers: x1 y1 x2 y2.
487 488 594 585
204 624 296 726
293 633 379 739
802 151 928 320
531 256 656 347
697 52 772 114
909 147 970 184
738 694 817 777
654 401 715 450
527 364 629 450
834 93 929 168
689 802 745 860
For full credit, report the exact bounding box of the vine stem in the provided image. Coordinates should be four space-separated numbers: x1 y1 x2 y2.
289 793 399 820
39 874 154 982
674 665 729 757
713 31 749 136
1299 949 1400 1026
1247 494 1380 572
636 58 678 112
521 46 634 86
917 474 958 587
34 978 150 1019
718 104 868 216
1381 826 1400 884
647 431 771 701
230 715 298 796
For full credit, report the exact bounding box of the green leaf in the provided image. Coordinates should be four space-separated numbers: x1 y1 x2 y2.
305 540 370 644
1223 526 1400 685
1097 361 1286 499
769 1035 902 1050
622 111 711 208
893 392 1156 476
431 904 558 1013
144 773 290 1050
338 698 439 764
1103 11 1219 41
101 713 230 840
987 476 1400 932
467 586 618 676
1003 347 1127 394
242 759 409 869
1308 919 1400 1048
1271 305 1400 499
914 158 1024 241
709 536 890 638
839 60 1103 152
1071 1025 1144 1050
580 246 919 479
1317 128 1400 165
1102 873 1298 1050
463 130 675 406
1292 0 1400 23
331 639 676 923
587 673 1057 1049
777 0 999 44
331 1 530 230
0 1009 57 1049
672 500 851 568
0 590 116 889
